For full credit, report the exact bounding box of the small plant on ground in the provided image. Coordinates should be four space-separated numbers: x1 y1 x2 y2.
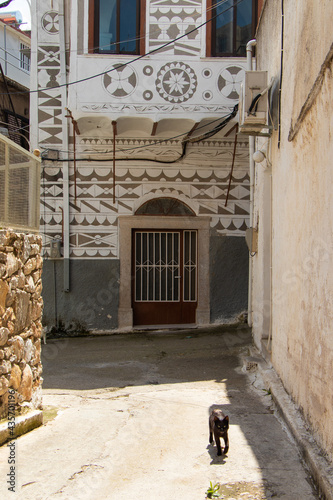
205 481 220 498
262 388 271 396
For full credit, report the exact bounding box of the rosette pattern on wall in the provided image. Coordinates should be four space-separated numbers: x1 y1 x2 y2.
79 61 246 116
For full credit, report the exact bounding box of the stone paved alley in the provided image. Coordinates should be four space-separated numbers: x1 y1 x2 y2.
0 327 318 499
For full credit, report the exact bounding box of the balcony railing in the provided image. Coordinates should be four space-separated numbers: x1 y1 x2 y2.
0 134 41 232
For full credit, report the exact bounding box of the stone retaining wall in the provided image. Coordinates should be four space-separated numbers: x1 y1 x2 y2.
0 230 43 419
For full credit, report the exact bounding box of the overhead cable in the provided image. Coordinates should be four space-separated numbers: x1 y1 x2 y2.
42 105 238 164
0 0 246 96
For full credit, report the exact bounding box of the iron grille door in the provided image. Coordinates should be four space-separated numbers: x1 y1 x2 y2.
133 230 197 326
135 232 180 302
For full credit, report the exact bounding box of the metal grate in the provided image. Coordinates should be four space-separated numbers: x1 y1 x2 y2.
183 230 197 302
135 231 180 302
134 230 197 303
0 134 41 231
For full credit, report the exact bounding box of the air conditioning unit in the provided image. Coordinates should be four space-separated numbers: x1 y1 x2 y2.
239 71 271 135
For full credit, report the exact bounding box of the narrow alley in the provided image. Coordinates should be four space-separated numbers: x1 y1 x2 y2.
0 327 318 499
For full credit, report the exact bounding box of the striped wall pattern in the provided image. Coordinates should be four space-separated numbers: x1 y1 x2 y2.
40 136 250 259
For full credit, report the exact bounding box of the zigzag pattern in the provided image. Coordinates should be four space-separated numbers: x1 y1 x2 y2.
40 161 250 257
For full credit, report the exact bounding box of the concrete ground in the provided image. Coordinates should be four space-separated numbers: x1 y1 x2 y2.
0 326 319 499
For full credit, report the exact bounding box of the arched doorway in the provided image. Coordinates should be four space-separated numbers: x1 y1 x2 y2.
118 198 211 329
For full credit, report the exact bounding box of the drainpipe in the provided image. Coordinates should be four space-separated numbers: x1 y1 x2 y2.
246 39 256 327
59 0 70 292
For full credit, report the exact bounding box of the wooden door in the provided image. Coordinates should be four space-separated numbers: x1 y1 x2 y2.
132 230 197 326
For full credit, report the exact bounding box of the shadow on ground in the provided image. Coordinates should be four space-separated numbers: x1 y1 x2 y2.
40 325 318 498
41 326 251 391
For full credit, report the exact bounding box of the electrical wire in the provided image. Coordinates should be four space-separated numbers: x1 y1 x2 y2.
0 0 243 64
41 104 238 163
0 46 29 64
0 119 29 133
0 0 247 96
6 129 30 147
16 0 231 58
248 78 274 114
0 53 30 75
115 106 238 153
42 110 237 158
82 0 229 55
0 0 14 8
0 117 30 148
40 112 235 157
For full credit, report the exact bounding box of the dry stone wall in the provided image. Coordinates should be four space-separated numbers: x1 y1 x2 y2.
0 230 43 418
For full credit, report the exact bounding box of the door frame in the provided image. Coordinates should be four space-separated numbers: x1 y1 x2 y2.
118 215 211 329
132 229 197 326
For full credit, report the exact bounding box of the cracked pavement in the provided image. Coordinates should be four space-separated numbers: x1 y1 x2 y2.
0 327 318 499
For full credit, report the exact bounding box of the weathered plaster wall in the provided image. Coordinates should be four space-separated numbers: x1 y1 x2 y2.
0 231 43 419
254 0 333 460
42 235 249 331
42 259 119 332
210 234 249 323
40 139 251 331
251 164 272 343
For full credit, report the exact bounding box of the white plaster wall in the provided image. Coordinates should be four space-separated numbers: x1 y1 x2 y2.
68 0 245 122
251 0 280 348
254 0 333 460
0 23 30 88
69 54 245 122
251 161 272 343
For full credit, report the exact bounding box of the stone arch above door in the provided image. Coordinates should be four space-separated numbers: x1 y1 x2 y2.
135 197 195 216
132 193 198 216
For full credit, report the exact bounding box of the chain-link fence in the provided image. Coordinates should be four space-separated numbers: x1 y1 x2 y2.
0 134 41 232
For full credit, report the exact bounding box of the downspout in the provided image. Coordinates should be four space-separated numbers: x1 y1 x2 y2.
246 39 256 327
59 0 70 292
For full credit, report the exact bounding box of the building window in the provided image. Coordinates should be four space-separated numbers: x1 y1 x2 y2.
207 0 257 57
20 43 30 71
89 0 145 54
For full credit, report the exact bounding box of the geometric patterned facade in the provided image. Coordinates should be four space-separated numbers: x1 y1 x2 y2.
148 0 203 56
31 0 250 329
40 136 250 258
32 0 250 261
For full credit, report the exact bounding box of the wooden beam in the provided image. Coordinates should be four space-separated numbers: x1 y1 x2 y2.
111 120 118 136
151 122 158 136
